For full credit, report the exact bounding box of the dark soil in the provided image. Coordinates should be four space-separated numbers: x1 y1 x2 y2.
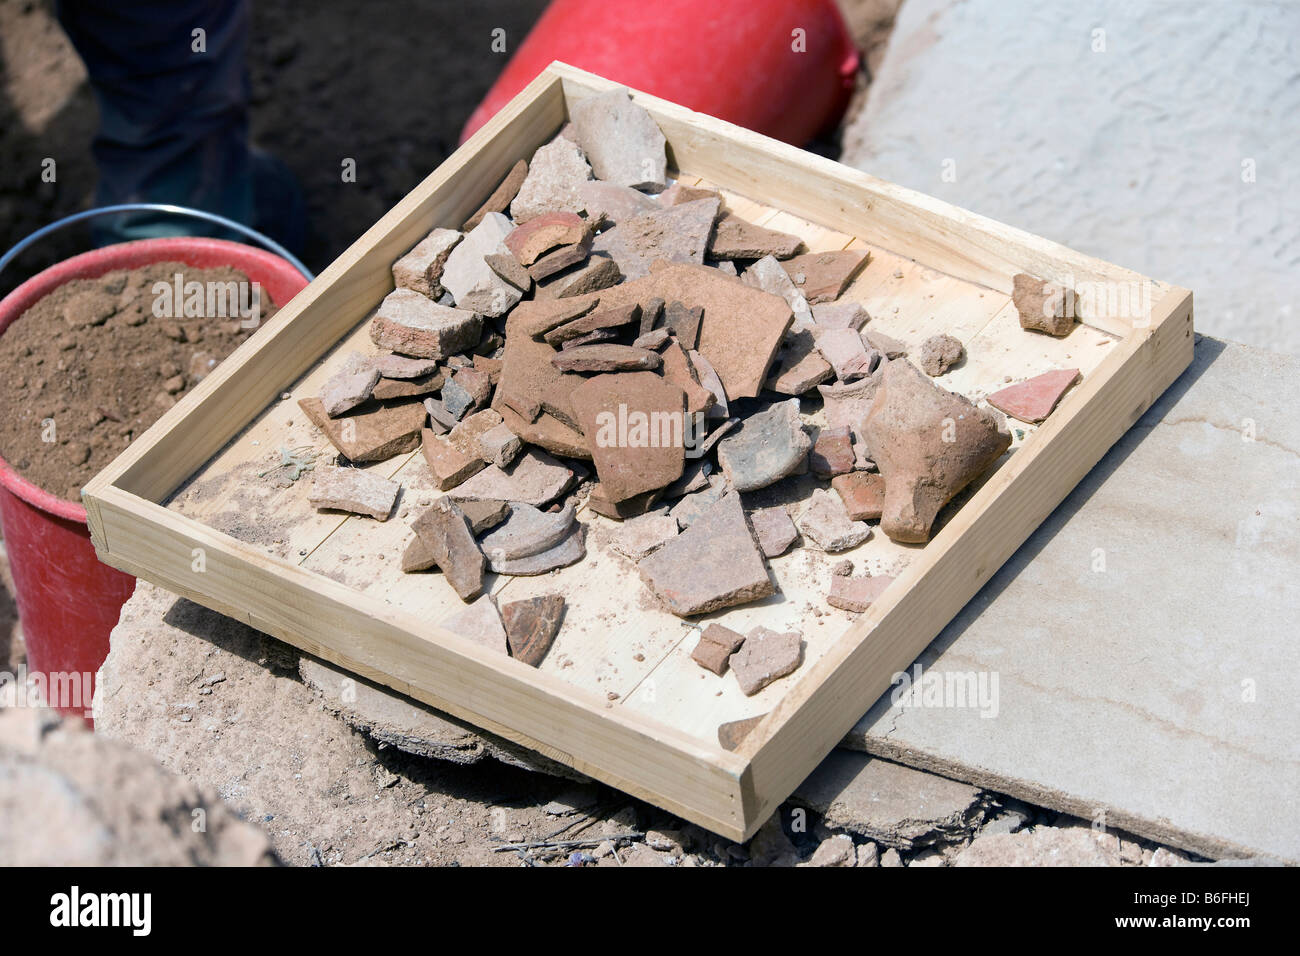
0 261 277 500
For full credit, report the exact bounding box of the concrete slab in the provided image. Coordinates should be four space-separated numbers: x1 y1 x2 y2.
841 0 1300 354
842 337 1300 862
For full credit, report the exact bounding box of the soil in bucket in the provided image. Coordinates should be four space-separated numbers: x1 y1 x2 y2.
0 261 279 502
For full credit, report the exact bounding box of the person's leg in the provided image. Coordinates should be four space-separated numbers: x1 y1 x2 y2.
58 0 302 252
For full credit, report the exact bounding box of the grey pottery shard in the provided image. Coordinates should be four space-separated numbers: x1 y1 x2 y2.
637 492 774 617
567 87 668 191
862 360 1011 544
716 398 811 492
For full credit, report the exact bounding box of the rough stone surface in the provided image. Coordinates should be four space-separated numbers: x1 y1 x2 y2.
575 180 659 225
954 827 1123 867
1011 273 1077 336
766 329 834 395
809 426 855 478
988 368 1082 423
816 326 879 381
798 488 872 552
591 198 719 280
708 213 804 260
441 213 525 317
299 397 424 463
730 627 803 696
749 506 799 558
801 834 857 867
370 289 484 359
0 707 276 866
780 249 869 304
373 354 439 379
863 360 1010 543
667 474 728 529
609 511 679 560
392 227 462 299
319 354 381 417
638 492 773 616
308 465 400 520
567 87 668 190
828 573 895 613
463 158 528 231
478 422 522 467
421 428 486 490
450 448 575 507
792 750 987 850
441 594 508 655
502 594 566 666
918 333 965 376
716 399 811 492
831 471 887 521
691 623 747 676
411 499 485 601
510 136 593 224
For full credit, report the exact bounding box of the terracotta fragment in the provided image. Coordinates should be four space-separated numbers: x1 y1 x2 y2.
748 506 799 558
534 255 622 298
509 136 593 224
440 213 524 317
662 301 703 350
490 524 585 575
484 251 532 293
319 358 380 418
691 623 747 676
505 211 589 265
526 233 593 281
708 213 804 260
392 227 462 299
570 372 687 502
421 428 486 490
918 334 964 376
479 502 577 562
667 474 728 529
369 289 483 359
543 303 640 347
656 337 715 417
591 198 720 279
411 498 485 601
816 326 879 381
451 498 511 534
372 354 439 378
1013 272 1076 336
449 448 575 508
478 422 522 467
780 249 869 303
809 426 855 478
730 627 803 696
827 574 895 613
462 158 528 231
638 492 774 617
797 488 872 552
551 343 661 373
717 715 765 751
657 183 722 207
862 360 1011 543
766 329 834 395
812 301 870 331
371 370 442 401
586 484 662 520
609 511 679 560
987 368 1081 423
299 397 424 463
501 594 566 667
743 254 813 328
831 471 886 521
862 328 908 360
307 466 400 520
575 180 658 225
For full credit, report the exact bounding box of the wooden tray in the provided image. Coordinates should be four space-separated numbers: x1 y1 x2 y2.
83 63 1193 841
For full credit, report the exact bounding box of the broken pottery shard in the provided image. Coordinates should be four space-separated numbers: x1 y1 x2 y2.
818 365 886 452
987 368 1081 423
831 471 886 521
716 398 811 492
463 158 528 231
424 396 458 432
507 294 600 341
449 448 574 508
551 344 661 373
370 289 484 359
570 371 686 502
665 456 710 498
510 136 593 223
440 213 524 317
372 371 442 401
447 408 505 462
401 531 439 573
812 301 870 331
639 297 664 335
421 428 486 490
526 232 594 281
688 350 729 419
657 337 715 416
656 301 699 350
658 183 722 207
544 303 640 346
780 249 869 304
454 498 511 534
501 594 566 667
496 403 591 460
372 354 439 379
810 426 855 478
638 492 774 617
567 87 667 190
505 211 589 265
691 623 747 676
708 213 804 260
479 502 576 561
448 367 493 415
827 574 895 613
797 488 872 552
718 714 765 751
592 198 720 280
632 327 669 350
490 523 585 575
484 251 532 293
478 422 522 467
610 511 678 561
730 627 803 696
1013 272 1076 336
668 474 728 529
308 466 400 520
535 255 622 299
392 227 462 299
299 397 424 463
412 499 485 602
863 360 1011 543
816 326 879 381
918 334 965 376
587 484 662 520
862 329 908 360
743 255 813 328
575 180 658 225
749 506 798 558
766 329 833 395
441 594 508 655
319 360 380 417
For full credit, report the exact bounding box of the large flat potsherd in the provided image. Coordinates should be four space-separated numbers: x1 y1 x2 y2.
510 136 593 224
716 398 811 492
369 289 483 359
440 213 525 317
307 466 400 520
638 492 773 616
567 87 668 190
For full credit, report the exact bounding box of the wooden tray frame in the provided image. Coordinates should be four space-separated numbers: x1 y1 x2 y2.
83 63 1193 841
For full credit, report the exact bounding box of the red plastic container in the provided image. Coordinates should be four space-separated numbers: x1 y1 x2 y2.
461 0 859 146
0 237 309 721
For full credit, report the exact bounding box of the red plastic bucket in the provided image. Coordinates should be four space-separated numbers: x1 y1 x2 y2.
0 237 309 721
461 0 860 146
